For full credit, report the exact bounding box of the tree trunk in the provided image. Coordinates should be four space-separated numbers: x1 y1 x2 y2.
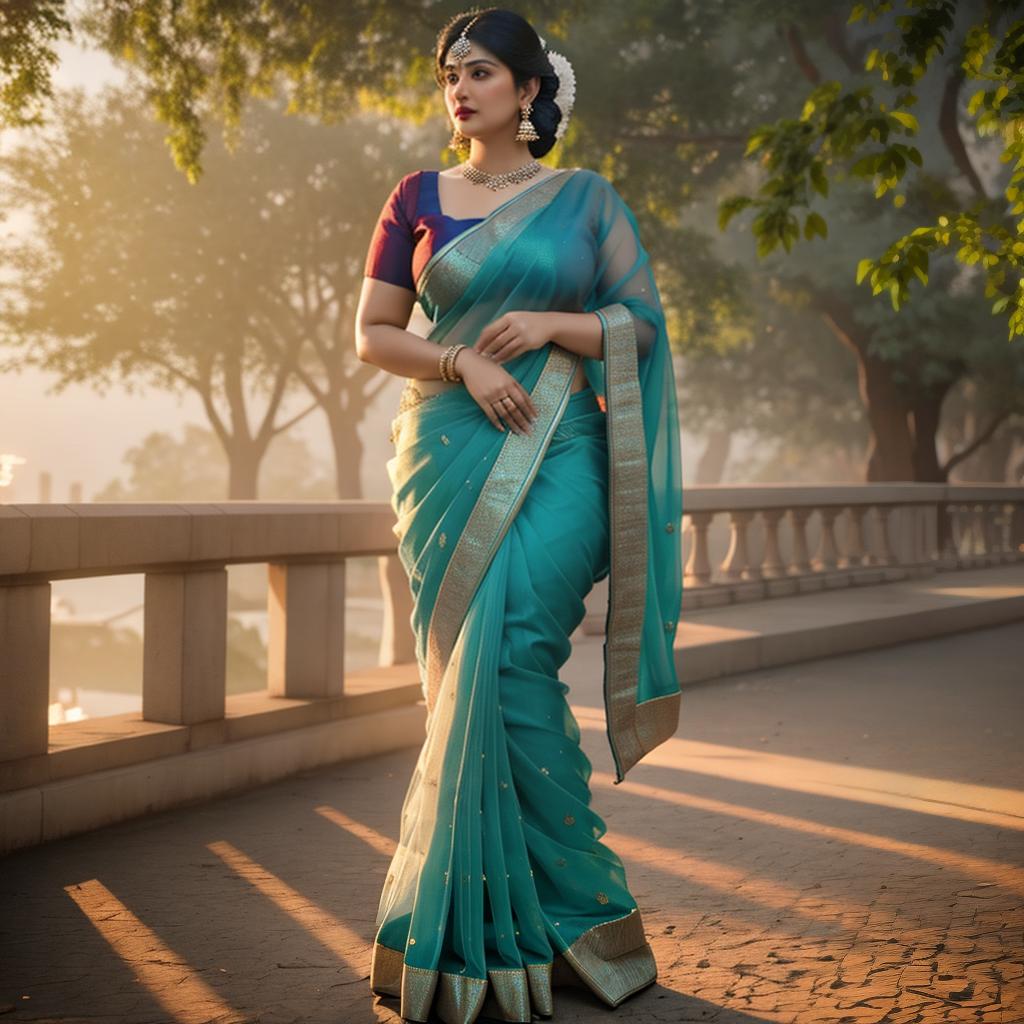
910 391 951 483
326 406 366 499
226 443 264 499
814 299 915 481
695 428 731 484
856 352 915 481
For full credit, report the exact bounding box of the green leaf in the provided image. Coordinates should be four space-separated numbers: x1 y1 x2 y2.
717 195 752 230
804 212 828 240
744 131 769 157
810 162 829 197
856 258 874 284
889 110 919 133
992 296 1010 314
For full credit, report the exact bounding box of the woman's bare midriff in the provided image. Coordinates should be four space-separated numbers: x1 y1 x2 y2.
569 361 588 393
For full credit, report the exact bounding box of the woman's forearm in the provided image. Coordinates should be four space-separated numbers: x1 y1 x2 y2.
545 311 604 361
357 323 475 380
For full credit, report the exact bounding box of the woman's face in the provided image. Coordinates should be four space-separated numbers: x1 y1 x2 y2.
441 40 537 143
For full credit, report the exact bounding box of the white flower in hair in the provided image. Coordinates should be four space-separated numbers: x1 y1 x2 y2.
537 35 576 141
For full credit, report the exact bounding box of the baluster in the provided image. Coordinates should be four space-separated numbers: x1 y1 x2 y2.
969 503 986 565
267 561 345 700
788 507 813 574
379 554 416 665
720 510 758 581
684 511 713 586
812 506 840 574
759 508 788 578
843 505 867 569
0 582 50 761
874 505 897 567
984 502 1002 566
940 502 958 568
144 567 228 724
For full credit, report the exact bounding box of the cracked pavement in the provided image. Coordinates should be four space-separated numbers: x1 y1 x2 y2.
1 621 1021 1023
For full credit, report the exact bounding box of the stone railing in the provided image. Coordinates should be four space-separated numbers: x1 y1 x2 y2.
676 483 1024 610
0 502 418 780
2 485 1020 851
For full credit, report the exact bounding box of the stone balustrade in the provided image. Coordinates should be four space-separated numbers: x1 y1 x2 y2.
676 483 1024 610
1 485 1021 852
0 503 419 839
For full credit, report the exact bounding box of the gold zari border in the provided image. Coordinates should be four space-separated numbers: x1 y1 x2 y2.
416 170 576 308
369 907 654 1022
597 302 651 780
424 345 579 712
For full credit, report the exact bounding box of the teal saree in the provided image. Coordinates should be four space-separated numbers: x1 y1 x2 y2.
370 167 683 1024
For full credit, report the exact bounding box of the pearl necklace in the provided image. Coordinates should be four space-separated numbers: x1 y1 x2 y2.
461 158 543 191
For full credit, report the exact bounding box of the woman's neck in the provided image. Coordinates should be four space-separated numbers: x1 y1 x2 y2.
466 140 538 174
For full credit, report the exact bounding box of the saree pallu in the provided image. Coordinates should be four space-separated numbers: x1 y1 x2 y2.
370 167 683 1024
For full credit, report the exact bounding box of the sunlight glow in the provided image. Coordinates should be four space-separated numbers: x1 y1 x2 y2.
63 878 241 1023
573 709 1024 832
604 828 857 924
314 806 397 857
206 840 370 973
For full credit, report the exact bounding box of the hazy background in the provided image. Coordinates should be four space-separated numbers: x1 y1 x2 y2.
1 2 1019 721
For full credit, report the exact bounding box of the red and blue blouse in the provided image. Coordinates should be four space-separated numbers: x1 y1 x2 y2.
363 170 484 292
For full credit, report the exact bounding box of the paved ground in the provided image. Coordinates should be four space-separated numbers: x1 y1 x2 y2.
1 621 1022 1024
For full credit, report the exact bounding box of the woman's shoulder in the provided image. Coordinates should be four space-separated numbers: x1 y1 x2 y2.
391 169 431 190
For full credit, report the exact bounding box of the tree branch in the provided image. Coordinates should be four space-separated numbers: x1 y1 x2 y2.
942 409 1010 474
938 66 987 201
783 24 822 85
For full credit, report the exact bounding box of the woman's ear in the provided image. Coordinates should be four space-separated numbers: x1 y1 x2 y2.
519 75 540 106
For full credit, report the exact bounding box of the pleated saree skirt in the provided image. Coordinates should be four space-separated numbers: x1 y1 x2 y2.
370 386 658 1023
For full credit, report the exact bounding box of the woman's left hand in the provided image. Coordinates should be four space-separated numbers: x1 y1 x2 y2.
474 311 554 364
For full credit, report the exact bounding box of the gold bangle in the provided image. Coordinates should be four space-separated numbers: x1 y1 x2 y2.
449 344 465 380
440 343 465 382
439 345 453 381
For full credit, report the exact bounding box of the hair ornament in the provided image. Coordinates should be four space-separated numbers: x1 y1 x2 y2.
536 35 575 140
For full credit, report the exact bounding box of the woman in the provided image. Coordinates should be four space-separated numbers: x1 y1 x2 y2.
354 9 683 1023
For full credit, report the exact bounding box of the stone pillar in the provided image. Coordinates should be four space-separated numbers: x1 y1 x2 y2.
378 554 416 666
0 583 50 760
267 561 345 699
143 568 227 724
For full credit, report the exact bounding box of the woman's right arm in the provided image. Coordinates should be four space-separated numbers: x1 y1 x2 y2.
354 277 469 379
354 279 537 433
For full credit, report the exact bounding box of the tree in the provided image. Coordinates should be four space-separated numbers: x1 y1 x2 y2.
720 0 1024 339
92 423 335 501
0 86 416 497
0 0 71 129
717 1 1024 480
8 1 1017 481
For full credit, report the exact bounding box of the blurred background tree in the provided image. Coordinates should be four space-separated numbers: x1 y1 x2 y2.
2 0 1020 486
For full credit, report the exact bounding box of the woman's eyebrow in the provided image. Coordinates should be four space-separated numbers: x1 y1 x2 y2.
442 58 497 70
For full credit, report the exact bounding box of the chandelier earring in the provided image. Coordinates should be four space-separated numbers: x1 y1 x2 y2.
449 124 470 152
514 100 540 143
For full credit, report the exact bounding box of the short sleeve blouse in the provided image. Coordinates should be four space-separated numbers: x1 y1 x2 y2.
364 171 484 292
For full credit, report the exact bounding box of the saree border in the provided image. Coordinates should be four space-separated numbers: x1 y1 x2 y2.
370 907 654 1021
415 167 578 310
424 344 580 712
596 302 652 782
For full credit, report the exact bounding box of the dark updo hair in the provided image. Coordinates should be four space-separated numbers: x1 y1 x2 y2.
434 7 562 158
